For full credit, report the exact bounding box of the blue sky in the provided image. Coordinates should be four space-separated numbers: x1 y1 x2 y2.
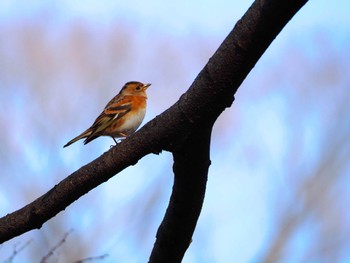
1 0 350 262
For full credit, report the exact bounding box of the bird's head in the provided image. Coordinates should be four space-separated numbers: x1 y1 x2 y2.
120 81 151 97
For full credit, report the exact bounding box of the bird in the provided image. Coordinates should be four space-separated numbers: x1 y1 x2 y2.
63 81 151 147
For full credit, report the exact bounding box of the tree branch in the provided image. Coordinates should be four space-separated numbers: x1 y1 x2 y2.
0 3 308 263
149 122 214 263
149 0 308 260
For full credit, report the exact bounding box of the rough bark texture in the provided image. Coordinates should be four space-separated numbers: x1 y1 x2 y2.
0 0 308 261
149 123 214 263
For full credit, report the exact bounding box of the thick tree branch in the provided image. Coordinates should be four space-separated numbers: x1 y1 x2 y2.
149 123 214 263
0 2 308 260
150 0 308 258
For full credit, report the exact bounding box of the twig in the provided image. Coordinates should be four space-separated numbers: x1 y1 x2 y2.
40 230 73 263
4 239 32 263
73 253 109 263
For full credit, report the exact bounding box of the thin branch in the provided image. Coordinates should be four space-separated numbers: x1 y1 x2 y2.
40 230 72 263
73 253 109 263
4 239 32 263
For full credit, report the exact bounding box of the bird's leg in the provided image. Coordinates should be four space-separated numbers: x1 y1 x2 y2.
110 133 129 147
110 137 118 148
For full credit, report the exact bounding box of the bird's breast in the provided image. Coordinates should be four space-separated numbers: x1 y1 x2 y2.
120 108 146 133
116 97 146 135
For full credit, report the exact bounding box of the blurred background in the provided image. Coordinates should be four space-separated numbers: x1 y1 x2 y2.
0 0 350 262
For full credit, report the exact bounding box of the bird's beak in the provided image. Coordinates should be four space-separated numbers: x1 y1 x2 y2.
143 83 151 90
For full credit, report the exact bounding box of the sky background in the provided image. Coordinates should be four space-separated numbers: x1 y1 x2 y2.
1 0 350 262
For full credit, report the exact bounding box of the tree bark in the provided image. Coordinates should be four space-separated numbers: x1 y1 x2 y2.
0 1 308 262
149 122 214 263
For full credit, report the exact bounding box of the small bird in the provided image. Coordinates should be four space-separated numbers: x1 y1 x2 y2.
63 81 151 147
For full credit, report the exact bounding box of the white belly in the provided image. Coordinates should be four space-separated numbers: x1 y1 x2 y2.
118 107 146 135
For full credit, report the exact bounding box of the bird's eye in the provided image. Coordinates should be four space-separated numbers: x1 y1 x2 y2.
136 86 142 90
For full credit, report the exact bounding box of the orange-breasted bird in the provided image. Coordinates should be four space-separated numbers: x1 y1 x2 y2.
63 81 151 147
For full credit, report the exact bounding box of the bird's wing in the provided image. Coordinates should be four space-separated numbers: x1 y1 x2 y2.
90 96 132 134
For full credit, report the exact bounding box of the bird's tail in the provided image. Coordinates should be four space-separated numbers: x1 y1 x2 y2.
63 129 92 148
